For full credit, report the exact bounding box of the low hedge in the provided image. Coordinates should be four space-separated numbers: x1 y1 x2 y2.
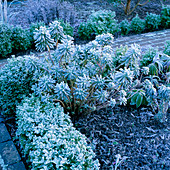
16 95 100 169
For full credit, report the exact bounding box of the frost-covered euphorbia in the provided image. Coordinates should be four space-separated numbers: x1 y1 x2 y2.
16 95 100 170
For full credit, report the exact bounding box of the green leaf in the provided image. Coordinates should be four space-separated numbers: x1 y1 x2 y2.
130 93 138 105
136 94 143 108
149 63 158 75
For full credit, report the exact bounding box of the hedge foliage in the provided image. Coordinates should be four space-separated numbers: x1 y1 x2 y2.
16 95 100 169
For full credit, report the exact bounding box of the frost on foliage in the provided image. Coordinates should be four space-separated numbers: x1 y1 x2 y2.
95 33 114 46
32 75 55 95
119 90 127 106
34 26 55 52
49 20 64 42
143 79 157 102
0 55 45 116
158 85 170 102
54 38 74 64
54 82 71 102
120 43 141 68
16 96 100 170
114 67 134 88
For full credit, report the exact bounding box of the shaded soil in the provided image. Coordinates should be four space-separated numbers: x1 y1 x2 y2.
74 106 170 169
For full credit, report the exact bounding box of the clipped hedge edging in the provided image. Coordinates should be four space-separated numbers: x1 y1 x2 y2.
16 95 100 169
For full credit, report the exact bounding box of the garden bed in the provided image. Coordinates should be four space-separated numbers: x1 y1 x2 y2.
75 106 170 169
0 0 170 170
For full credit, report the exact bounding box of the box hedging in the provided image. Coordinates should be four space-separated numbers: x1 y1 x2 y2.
16 95 100 169
0 23 12 57
11 26 32 51
0 55 46 116
145 13 161 31
161 5 170 29
119 19 131 35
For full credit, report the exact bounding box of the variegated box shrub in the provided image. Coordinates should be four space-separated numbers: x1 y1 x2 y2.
16 95 100 170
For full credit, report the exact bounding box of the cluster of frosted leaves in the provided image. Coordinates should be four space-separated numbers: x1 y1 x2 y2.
16 95 100 170
30 32 170 115
0 55 47 116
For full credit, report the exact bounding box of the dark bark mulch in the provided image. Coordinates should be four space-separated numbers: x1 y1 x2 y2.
74 106 170 169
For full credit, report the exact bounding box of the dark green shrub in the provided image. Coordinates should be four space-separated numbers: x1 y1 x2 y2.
164 40 170 56
145 13 161 31
140 47 157 67
119 19 131 35
0 23 12 57
131 14 145 34
29 21 45 46
78 10 120 40
161 5 170 28
11 26 32 51
58 19 73 37
78 21 95 40
0 56 45 116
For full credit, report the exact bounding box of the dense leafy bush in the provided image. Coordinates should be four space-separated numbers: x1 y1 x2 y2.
78 10 120 40
32 31 170 121
0 56 46 116
130 14 145 34
11 26 32 51
78 21 95 40
161 5 170 29
119 19 131 35
16 95 100 169
0 23 12 57
59 19 73 37
164 40 170 56
145 13 161 31
140 47 157 66
29 21 46 46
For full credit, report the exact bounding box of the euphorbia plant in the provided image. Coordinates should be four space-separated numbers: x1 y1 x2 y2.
32 29 170 122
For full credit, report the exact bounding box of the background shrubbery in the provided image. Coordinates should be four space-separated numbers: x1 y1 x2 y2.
0 4 170 56
78 10 119 40
78 5 170 39
0 23 12 57
8 0 76 27
0 19 73 57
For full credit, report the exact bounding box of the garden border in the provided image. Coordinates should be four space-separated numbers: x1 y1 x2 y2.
0 28 169 170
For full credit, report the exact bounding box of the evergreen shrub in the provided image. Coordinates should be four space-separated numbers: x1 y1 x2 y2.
145 13 161 31
16 95 100 169
0 23 12 57
0 55 46 116
11 26 32 51
119 19 131 35
78 10 120 40
130 14 145 34
161 5 170 28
